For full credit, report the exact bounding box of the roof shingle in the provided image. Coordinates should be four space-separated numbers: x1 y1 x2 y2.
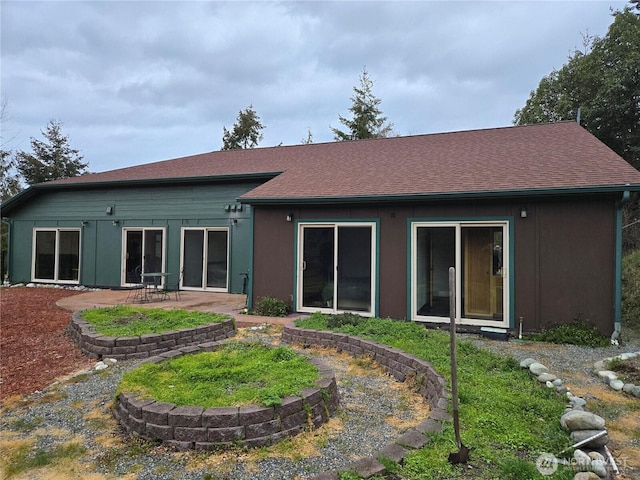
48 122 640 201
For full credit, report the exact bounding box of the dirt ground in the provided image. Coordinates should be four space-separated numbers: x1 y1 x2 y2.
0 287 94 400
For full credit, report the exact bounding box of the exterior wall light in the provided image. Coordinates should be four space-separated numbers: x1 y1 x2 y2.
112 220 120 226
81 221 89 227
286 213 293 222
520 207 528 218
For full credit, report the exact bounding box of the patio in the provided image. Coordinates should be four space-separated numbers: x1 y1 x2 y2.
55 289 301 326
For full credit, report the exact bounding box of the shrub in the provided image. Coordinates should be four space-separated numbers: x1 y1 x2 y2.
253 296 290 317
327 312 364 328
526 319 609 347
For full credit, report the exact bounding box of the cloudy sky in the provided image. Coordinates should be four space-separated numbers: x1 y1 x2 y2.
1 0 628 173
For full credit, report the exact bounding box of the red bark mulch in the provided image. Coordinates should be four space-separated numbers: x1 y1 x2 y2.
0 287 95 401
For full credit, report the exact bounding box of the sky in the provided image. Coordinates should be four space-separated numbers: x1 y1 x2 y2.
0 0 629 174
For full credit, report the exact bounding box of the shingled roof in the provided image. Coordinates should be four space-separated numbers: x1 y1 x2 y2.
30 122 640 204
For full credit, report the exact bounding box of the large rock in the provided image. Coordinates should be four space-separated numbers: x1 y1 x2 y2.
610 379 624 391
520 357 537 368
570 430 609 448
591 459 607 478
597 370 617 384
573 449 592 472
537 373 557 383
561 410 605 431
529 362 549 375
573 473 601 480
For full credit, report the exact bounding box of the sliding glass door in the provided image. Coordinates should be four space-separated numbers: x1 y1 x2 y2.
412 221 508 327
181 228 229 291
122 228 165 285
298 222 376 315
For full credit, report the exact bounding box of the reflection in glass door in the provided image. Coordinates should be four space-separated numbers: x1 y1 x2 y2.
412 222 507 326
181 228 229 291
122 228 165 285
299 223 375 315
301 227 334 308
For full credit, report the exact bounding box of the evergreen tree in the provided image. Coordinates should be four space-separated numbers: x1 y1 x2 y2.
514 7 639 170
15 119 87 185
331 67 394 141
221 105 265 150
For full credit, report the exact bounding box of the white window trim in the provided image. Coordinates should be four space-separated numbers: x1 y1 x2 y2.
296 221 377 317
411 220 509 328
31 228 82 284
179 227 230 292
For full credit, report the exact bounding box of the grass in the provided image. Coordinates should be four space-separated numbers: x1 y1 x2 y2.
116 341 319 407
524 319 610 347
296 313 574 480
81 305 230 337
608 356 640 384
0 439 86 478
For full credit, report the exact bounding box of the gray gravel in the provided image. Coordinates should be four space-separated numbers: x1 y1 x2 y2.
3 328 637 480
0 337 423 480
466 334 640 388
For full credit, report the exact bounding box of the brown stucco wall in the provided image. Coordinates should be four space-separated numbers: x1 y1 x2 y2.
250 196 618 334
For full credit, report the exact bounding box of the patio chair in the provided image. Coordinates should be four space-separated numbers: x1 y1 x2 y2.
126 265 145 303
163 268 183 301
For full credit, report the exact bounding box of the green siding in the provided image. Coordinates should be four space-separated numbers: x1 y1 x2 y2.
6 181 259 291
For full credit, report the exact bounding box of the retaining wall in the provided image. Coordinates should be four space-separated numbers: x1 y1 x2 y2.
114 341 339 450
67 311 236 360
282 325 451 480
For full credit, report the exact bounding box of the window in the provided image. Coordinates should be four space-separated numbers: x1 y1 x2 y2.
32 229 81 283
411 221 509 327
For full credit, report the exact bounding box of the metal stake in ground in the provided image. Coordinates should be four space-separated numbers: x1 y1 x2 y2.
448 266 470 464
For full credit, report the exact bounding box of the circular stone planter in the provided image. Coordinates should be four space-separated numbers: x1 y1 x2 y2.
67 311 236 360
114 342 339 450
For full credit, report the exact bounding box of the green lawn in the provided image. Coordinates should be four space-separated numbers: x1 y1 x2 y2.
296 314 574 480
117 342 318 408
82 305 230 337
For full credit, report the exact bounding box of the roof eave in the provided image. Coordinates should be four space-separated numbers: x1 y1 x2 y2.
239 185 640 206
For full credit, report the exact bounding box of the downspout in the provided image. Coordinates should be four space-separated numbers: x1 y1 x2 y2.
1 217 11 285
612 190 630 345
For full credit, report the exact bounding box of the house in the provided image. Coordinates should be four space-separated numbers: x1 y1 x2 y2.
3 121 639 335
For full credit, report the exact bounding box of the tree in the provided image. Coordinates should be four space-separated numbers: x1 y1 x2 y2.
221 105 265 150
514 7 640 170
301 129 314 145
0 151 21 201
0 98 21 201
15 119 87 185
331 67 394 141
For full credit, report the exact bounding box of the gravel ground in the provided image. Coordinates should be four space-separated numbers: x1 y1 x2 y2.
2 326 638 479
467 334 640 388
0 329 426 480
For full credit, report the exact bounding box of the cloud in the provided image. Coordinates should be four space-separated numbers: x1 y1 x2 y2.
0 0 627 172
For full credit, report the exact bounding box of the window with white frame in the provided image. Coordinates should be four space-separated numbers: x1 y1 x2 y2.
32 228 81 283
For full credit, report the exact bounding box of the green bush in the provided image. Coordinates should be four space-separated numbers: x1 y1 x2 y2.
327 312 364 328
526 319 609 347
622 250 640 329
252 296 290 317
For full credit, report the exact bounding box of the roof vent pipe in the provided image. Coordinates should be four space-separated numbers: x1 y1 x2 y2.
576 107 581 125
